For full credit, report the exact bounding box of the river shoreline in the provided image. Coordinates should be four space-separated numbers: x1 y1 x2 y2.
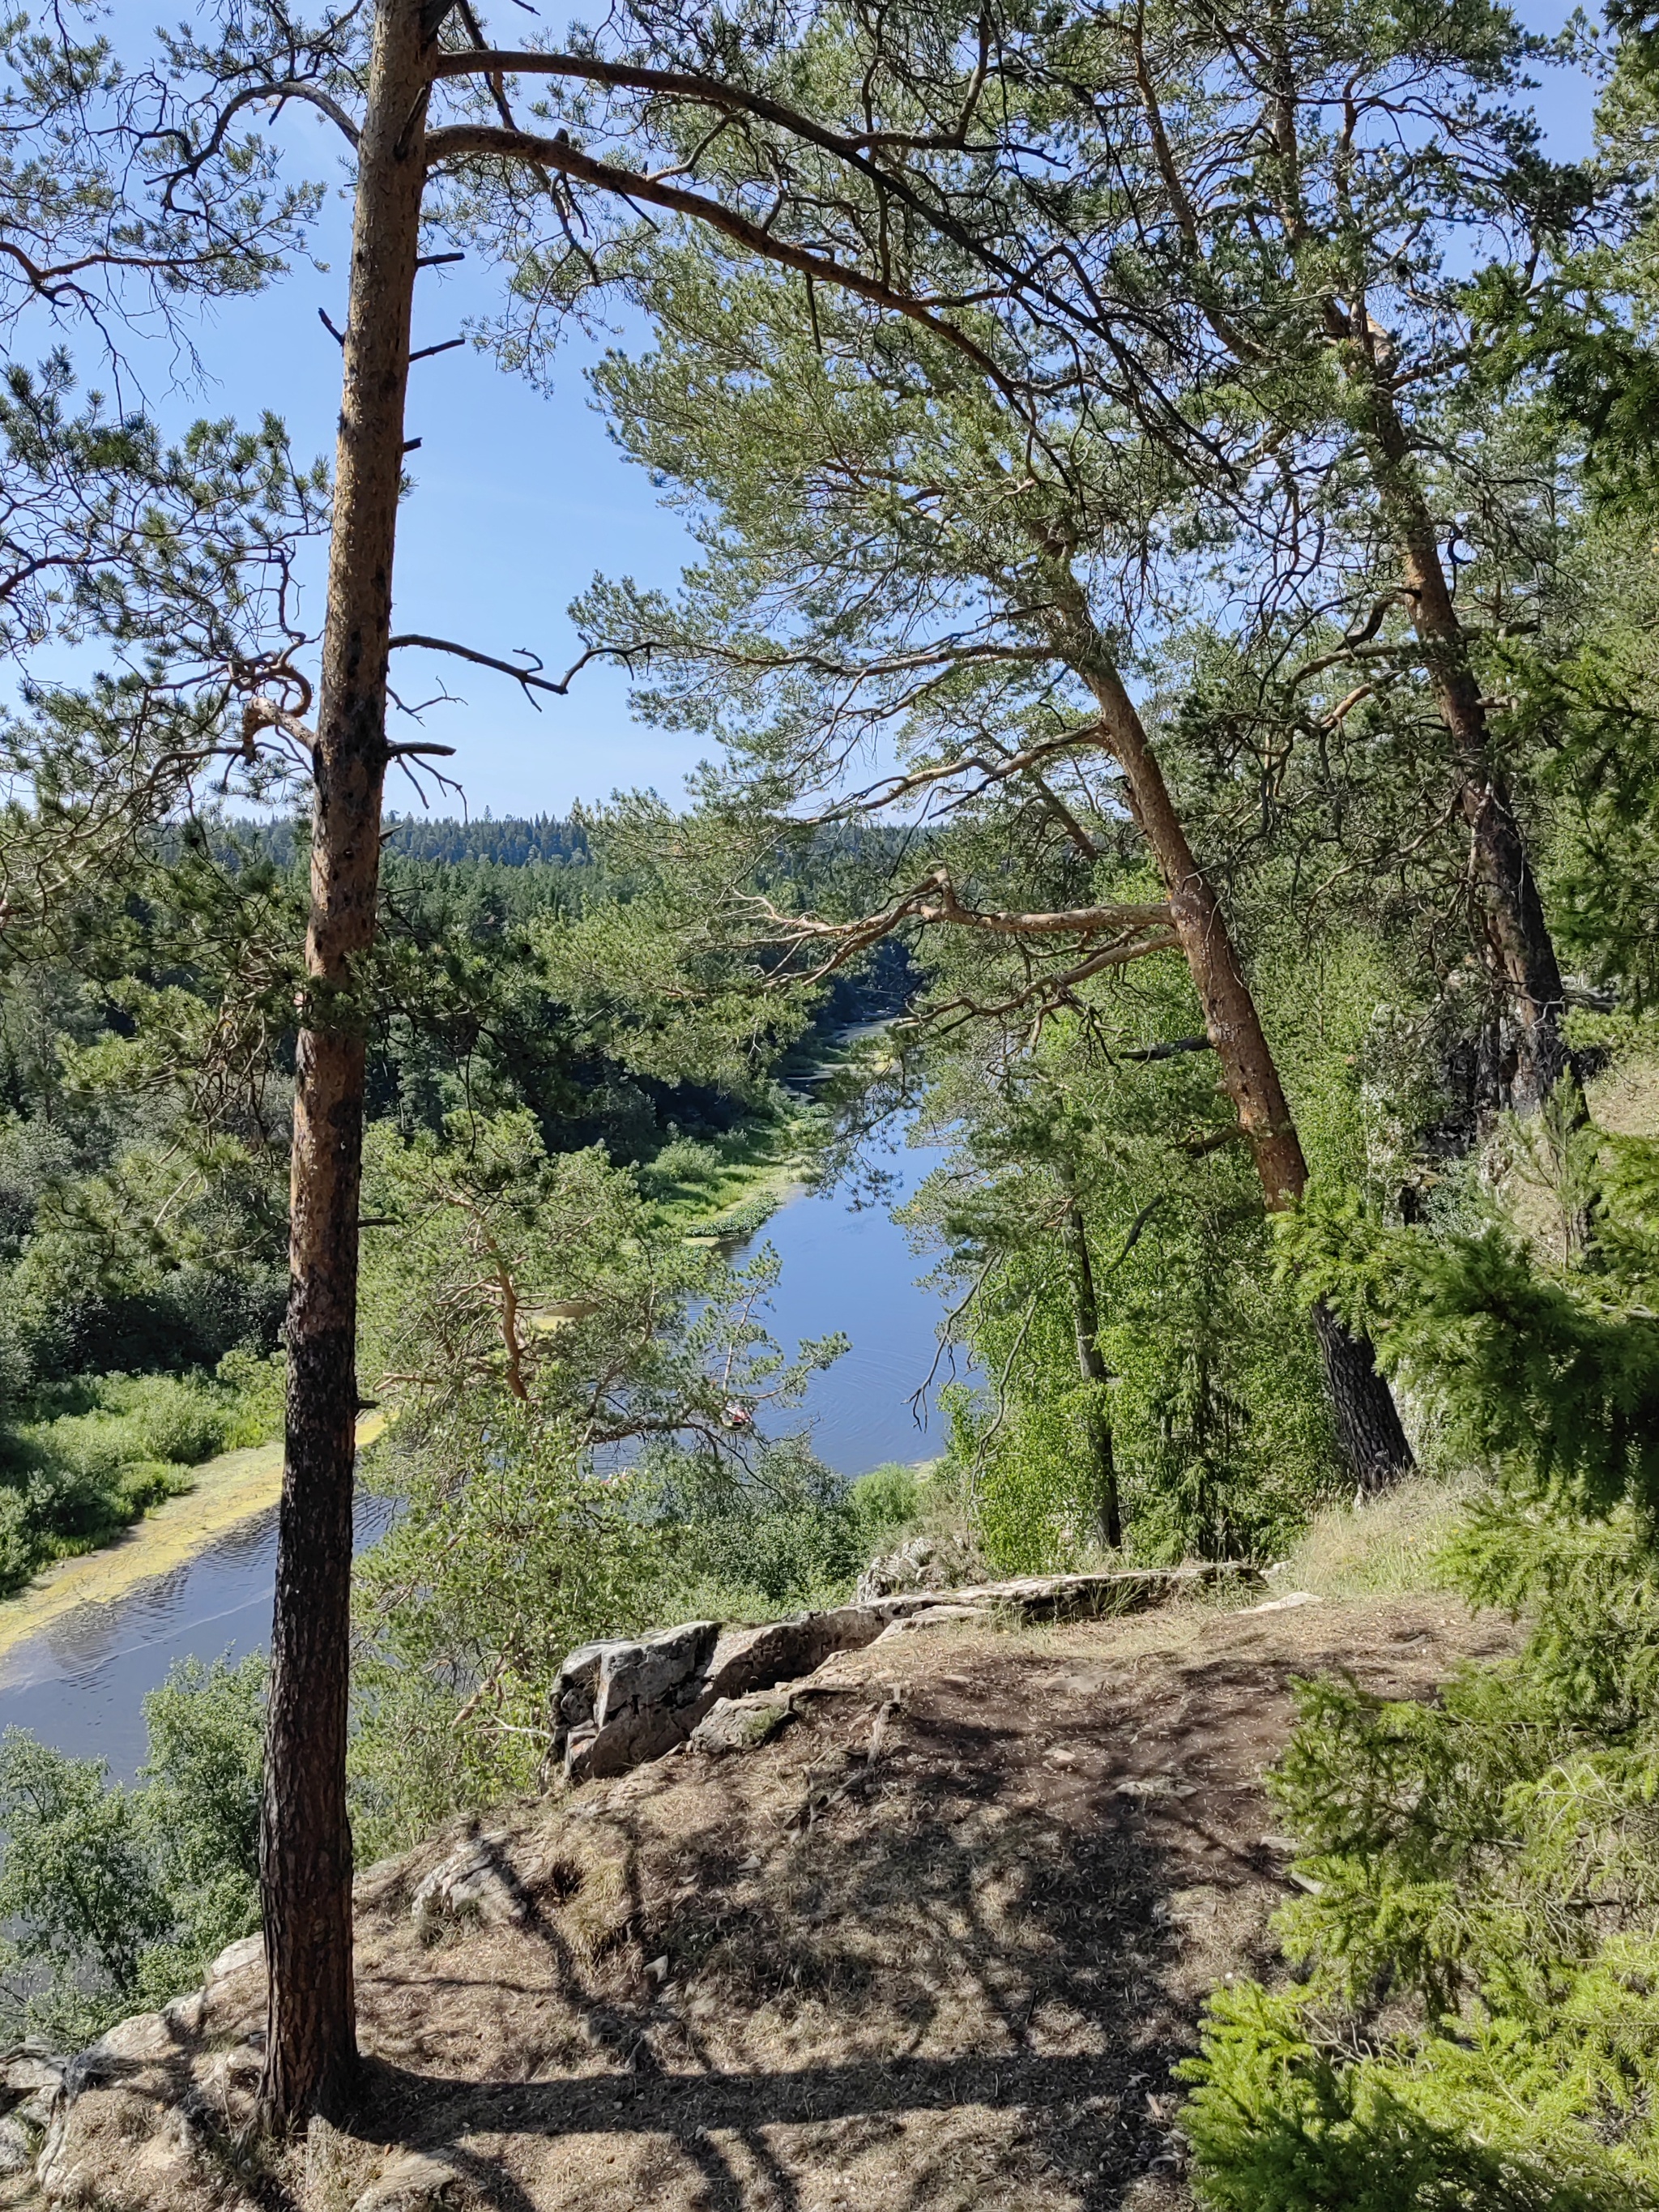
0 1108 822 1656
0 1100 948 1770
0 1414 386 1665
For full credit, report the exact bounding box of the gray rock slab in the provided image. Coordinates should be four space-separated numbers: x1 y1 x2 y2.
561 1720 599 1782
353 2148 464 2211
411 1831 526 1933
584 1701 689 1779
206 1932 264 1984
700 1605 889 1702
949 1563 1255 1621
690 1695 794 1754
556 1562 1258 1790
552 1639 627 1729
876 1603 995 1638
0 2056 65 2101
595 1620 720 1725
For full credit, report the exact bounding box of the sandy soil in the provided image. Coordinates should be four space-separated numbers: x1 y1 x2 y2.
40 1585 1517 2212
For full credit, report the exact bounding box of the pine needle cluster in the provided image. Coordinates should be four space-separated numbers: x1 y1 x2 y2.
1181 1105 1659 2209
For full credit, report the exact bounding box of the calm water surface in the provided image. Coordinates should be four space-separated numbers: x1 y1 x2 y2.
0 1117 953 1774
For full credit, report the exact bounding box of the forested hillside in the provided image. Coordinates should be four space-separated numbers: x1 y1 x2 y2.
2 0 1659 2201
0 809 909 1598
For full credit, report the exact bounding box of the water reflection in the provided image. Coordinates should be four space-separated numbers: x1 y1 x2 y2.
744 1125 951 1474
0 1112 954 1774
0 1497 396 1777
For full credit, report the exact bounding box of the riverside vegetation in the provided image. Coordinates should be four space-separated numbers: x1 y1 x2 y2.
4 0 1659 2198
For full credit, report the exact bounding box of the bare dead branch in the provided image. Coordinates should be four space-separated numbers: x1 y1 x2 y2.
387 632 616 702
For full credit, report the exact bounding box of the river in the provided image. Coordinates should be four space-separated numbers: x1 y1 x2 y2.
0 1117 953 1776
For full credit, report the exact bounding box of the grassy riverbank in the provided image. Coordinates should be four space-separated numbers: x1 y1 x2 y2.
0 1412 387 1658
642 1094 833 1240
0 1357 288 1598
0 1107 828 1630
0 1070 856 1629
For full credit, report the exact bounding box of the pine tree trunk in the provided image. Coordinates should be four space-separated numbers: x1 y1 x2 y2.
1361 389 1572 1114
1060 1188 1120 1548
1309 1301 1410 1493
1068 625 1414 1488
1249 15 1569 1119
259 0 429 2131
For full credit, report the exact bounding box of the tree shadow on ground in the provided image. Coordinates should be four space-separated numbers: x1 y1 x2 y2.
338 1638 1320 2211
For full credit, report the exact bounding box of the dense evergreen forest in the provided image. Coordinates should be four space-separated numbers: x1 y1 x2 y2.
0 809 908 1596
3 0 1659 2199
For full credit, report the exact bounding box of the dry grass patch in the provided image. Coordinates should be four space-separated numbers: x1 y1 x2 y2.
1588 1053 1659 1140
1275 1471 1478 1599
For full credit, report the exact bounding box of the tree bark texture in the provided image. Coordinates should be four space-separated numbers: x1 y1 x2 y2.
1060 1192 1121 1548
260 0 430 2130
1310 1300 1413 1493
1068 621 1414 1487
1250 11 1569 1118
1361 389 1572 1114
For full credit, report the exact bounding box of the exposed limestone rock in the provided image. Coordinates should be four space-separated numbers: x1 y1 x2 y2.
0 2055 66 2103
552 1606 900 1780
876 1602 995 1638
550 1638 610 1726
549 1563 1255 1787
856 1532 982 1603
352 2146 464 2210
205 1932 264 1984
693 1609 884 1715
552 1621 724 1779
66 2009 180 2095
596 1620 720 1723
0 2060 60 2177
690 1693 794 1753
412 1830 526 1933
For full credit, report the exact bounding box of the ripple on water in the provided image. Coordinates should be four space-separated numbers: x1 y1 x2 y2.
0 1496 394 1778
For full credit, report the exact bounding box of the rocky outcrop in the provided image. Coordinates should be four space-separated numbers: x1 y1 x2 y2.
548 1562 1253 1783
855 1531 982 1603
550 1619 721 1779
410 1829 527 1936
689 1693 795 1754
0 2050 66 2176
352 2146 465 2210
23 1549 1299 2209
878 1601 994 1638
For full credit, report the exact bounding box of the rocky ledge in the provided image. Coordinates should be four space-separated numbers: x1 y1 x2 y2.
548 1561 1254 1783
19 1559 1259 2208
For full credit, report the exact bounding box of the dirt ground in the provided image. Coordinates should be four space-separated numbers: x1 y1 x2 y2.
41 1587 1517 2212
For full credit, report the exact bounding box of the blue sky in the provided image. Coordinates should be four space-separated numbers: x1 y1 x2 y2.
30 1 1605 818
112 113 704 818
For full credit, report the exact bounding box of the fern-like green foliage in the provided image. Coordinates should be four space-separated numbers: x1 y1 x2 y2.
1182 1097 1659 2210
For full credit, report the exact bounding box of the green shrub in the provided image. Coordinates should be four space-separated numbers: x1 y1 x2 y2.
1182 1978 1643 2212
0 1354 283 1593
1182 1107 1659 2210
651 1435 869 1614
848 1460 924 1543
213 1344 286 1445
117 1459 192 1514
117 1374 231 1467
0 1655 265 2045
351 1403 672 1856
